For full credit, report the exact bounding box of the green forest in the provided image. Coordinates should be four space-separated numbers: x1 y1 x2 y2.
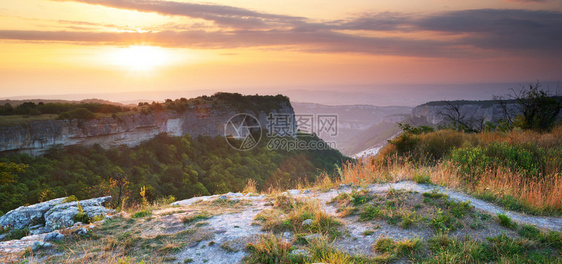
0 132 348 215
0 92 290 122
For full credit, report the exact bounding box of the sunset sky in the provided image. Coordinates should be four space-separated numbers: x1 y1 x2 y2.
1 0 561 105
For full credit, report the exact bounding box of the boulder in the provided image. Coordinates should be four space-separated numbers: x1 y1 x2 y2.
301 219 313 226
44 232 64 242
32 241 53 251
1 196 112 233
72 228 87 235
45 207 78 230
44 196 111 230
304 233 322 242
29 226 53 236
287 189 301 196
0 198 66 230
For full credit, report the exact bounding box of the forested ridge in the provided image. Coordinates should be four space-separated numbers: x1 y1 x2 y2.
0 132 348 215
0 92 291 122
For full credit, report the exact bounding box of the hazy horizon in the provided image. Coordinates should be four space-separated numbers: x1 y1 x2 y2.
2 81 561 107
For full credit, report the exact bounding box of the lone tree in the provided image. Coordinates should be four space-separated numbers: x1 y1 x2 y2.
497 83 562 132
438 101 485 133
109 166 128 208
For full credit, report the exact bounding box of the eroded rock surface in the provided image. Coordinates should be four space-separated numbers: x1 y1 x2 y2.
0 198 66 230
44 196 112 230
0 196 112 239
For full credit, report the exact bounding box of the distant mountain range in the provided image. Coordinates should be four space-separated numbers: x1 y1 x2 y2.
0 98 125 107
291 102 411 156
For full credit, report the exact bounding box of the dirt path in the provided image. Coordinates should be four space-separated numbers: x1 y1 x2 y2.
168 181 561 264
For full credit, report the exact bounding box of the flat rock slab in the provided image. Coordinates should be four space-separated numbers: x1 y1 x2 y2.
0 198 67 230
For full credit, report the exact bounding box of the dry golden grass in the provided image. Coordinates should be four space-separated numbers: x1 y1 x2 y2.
427 162 561 213
328 127 562 215
242 179 258 194
336 158 415 186
343 160 559 215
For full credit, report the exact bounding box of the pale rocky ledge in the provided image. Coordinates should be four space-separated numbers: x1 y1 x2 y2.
1 182 561 263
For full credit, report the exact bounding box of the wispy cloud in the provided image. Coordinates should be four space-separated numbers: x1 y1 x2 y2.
0 29 462 57
336 12 415 32
52 0 304 29
2 1 561 58
505 0 549 3
414 9 562 50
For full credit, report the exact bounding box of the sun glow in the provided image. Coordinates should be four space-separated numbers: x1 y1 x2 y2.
111 45 172 72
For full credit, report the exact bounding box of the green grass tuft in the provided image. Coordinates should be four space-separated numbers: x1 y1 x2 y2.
131 210 152 219
497 213 517 229
182 211 211 224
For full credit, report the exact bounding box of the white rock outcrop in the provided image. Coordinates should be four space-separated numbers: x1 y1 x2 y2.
0 198 66 230
0 196 112 238
44 196 112 230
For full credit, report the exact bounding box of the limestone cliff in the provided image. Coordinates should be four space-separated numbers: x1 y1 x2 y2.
0 98 295 156
411 100 521 125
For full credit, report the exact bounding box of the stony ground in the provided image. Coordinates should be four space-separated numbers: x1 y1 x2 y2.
3 181 562 263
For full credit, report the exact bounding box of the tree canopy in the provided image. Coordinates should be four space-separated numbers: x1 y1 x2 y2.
0 132 348 215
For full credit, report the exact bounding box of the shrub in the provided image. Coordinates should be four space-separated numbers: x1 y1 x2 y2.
244 234 292 264
0 225 10 235
398 123 434 135
417 130 465 161
388 133 419 156
447 200 472 218
373 236 423 259
413 173 431 184
359 205 382 221
373 236 396 254
4 227 30 240
307 236 355 263
485 143 543 178
64 195 79 203
57 108 95 120
351 190 373 206
73 212 91 224
518 224 562 249
451 142 549 184
422 190 448 200
386 130 466 164
430 209 462 232
131 210 152 219
513 84 561 132
73 201 92 224
450 145 491 183
497 213 517 229
256 198 342 238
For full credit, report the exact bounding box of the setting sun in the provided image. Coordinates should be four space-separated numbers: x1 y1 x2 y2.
111 45 171 72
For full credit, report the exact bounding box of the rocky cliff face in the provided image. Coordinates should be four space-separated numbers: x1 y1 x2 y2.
411 100 520 125
0 101 295 156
